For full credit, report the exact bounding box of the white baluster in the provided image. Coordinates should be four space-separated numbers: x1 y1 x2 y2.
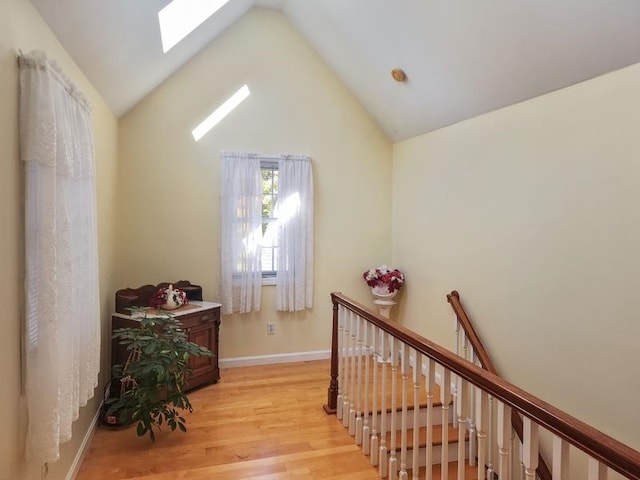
588 458 608 480
486 395 495 479
362 320 371 455
457 377 469 480
411 352 422 480
399 344 409 480
388 337 399 480
454 315 460 357
425 358 435 480
342 309 351 427
370 325 380 466
468 353 477 468
349 312 357 433
336 305 344 420
475 388 489 480
441 369 451 480
354 315 363 441
552 436 570 479
462 330 469 364
452 318 460 430
497 402 511 480
522 417 538 480
515 434 524 480
379 331 389 478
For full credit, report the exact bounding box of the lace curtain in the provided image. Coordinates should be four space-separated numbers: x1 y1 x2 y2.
220 152 263 314
19 51 101 467
220 152 314 314
275 156 314 311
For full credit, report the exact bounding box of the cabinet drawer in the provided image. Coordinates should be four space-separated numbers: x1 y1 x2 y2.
179 308 220 329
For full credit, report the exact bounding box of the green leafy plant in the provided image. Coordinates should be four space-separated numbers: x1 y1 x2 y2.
106 309 213 440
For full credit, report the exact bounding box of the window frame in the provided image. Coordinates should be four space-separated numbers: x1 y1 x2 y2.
260 160 279 283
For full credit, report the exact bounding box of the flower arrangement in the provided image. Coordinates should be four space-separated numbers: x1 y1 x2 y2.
149 284 188 310
362 265 405 293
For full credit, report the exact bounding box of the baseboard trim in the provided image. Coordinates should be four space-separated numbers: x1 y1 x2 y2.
219 350 331 368
66 402 101 480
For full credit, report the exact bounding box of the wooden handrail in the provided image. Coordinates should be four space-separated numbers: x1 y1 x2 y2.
327 292 640 480
446 291 496 372
447 290 551 480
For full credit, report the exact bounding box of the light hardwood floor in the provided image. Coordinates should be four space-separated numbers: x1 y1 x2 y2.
77 360 383 479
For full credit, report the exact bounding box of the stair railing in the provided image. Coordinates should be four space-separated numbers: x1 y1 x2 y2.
447 290 552 480
325 292 640 480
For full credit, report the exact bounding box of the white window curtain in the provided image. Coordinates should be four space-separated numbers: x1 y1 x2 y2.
220 153 314 314
276 156 314 312
220 152 263 314
18 51 101 467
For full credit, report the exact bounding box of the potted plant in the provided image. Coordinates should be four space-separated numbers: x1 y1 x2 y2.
105 308 213 440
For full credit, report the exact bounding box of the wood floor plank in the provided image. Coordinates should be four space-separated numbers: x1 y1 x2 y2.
77 359 473 480
77 360 381 480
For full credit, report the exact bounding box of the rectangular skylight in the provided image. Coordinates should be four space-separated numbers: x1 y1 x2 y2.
158 0 231 53
192 85 251 141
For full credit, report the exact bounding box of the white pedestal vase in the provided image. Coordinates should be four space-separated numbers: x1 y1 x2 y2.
371 285 398 318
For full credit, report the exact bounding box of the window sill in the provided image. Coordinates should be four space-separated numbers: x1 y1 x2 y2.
262 277 277 286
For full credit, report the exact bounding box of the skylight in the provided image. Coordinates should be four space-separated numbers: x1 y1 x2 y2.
158 0 231 53
192 85 251 141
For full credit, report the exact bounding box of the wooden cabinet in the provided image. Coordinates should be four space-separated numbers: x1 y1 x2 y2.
177 304 221 389
112 292 221 391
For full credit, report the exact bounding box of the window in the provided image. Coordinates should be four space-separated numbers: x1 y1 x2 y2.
158 0 231 53
19 50 101 465
220 152 313 313
261 161 278 281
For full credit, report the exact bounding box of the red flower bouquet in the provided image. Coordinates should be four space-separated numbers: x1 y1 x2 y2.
362 265 405 293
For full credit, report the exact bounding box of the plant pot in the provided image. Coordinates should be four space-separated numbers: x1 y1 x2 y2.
371 285 398 300
98 382 133 430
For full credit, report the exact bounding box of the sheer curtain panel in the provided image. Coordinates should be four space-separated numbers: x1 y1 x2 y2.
276 156 314 311
19 51 101 467
220 152 263 314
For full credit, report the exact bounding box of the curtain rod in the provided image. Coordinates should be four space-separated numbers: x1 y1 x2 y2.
259 154 311 161
222 152 312 162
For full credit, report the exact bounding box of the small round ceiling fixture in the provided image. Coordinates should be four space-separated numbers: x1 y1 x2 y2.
391 68 407 83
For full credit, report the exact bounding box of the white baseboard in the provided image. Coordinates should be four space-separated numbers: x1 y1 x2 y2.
66 403 101 480
219 349 331 368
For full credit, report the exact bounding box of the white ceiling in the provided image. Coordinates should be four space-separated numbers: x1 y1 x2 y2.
29 0 640 142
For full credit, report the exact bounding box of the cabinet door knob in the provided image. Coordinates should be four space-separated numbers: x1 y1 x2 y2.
200 315 210 323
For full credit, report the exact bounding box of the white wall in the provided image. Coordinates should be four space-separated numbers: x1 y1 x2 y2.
0 0 119 478
392 63 640 451
117 8 392 360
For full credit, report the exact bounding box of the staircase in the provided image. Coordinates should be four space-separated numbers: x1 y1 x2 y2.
334 322 479 479
367 371 476 479
324 292 640 480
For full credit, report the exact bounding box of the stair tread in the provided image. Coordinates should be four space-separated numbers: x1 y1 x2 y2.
407 460 479 479
371 398 448 414
383 423 469 448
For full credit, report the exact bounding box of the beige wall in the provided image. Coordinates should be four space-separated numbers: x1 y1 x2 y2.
117 8 392 360
392 63 640 451
0 0 119 478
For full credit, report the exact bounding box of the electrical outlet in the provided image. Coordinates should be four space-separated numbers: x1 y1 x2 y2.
267 322 275 335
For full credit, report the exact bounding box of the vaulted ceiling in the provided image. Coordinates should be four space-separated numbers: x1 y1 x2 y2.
29 0 640 141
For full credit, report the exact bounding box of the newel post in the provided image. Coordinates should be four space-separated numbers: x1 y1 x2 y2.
323 294 340 414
